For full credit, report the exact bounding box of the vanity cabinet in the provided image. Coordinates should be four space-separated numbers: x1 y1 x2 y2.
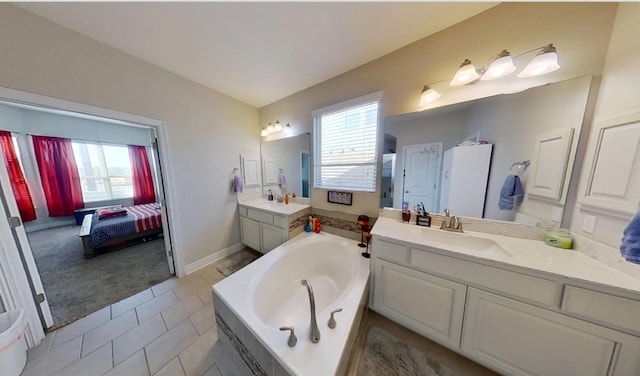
239 206 288 254
373 258 466 348
370 236 640 376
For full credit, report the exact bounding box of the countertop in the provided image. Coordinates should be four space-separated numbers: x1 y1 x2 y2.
371 217 640 295
238 199 310 216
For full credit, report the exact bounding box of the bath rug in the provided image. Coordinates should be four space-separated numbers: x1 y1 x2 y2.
216 249 260 277
358 326 457 376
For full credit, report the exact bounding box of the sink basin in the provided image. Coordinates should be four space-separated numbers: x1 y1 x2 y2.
421 227 511 256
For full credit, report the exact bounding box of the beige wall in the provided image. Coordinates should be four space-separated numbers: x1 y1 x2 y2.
259 3 617 218
0 4 260 268
570 3 640 248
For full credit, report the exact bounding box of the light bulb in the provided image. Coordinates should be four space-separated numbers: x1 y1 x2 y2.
267 123 275 133
419 86 442 106
517 44 560 78
274 121 283 132
260 127 268 137
450 59 481 86
481 50 517 80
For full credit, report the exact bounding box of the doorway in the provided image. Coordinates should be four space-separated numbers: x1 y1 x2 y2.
401 143 443 213
301 151 310 198
0 90 177 337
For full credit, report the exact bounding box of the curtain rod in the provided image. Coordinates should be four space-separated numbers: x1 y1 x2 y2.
8 131 150 147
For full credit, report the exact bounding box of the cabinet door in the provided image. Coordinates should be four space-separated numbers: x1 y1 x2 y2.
462 288 619 376
372 259 466 348
260 223 286 253
240 216 261 252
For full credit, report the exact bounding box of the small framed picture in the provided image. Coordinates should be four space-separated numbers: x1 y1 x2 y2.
327 190 353 206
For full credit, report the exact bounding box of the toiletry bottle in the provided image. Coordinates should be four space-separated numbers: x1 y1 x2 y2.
285 193 289 205
305 216 312 232
268 189 273 201
314 217 321 233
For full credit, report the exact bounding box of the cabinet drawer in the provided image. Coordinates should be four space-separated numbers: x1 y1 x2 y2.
410 249 561 307
372 239 408 265
247 208 273 225
561 286 640 334
238 206 248 217
272 214 287 229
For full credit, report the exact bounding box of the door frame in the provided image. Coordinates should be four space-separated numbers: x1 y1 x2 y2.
0 86 182 341
402 142 443 212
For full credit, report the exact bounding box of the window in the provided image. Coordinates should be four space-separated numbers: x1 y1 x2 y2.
313 92 381 192
72 142 133 202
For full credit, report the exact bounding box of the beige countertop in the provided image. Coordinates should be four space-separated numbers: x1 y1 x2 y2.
371 217 640 295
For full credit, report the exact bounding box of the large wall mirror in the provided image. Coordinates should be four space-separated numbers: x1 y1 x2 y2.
381 76 594 227
260 133 311 198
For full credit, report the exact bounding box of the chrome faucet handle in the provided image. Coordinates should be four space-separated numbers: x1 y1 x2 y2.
328 308 343 329
444 208 450 217
279 327 297 347
450 216 463 232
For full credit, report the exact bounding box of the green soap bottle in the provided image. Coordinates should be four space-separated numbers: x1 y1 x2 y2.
544 229 573 249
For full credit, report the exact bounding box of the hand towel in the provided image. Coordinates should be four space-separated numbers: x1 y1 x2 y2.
278 173 287 189
621 209 640 265
499 174 524 210
233 175 244 193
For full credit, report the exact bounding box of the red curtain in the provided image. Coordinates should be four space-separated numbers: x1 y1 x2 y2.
129 145 156 205
0 132 36 222
32 136 83 217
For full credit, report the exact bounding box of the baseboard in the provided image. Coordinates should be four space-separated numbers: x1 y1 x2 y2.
184 242 245 275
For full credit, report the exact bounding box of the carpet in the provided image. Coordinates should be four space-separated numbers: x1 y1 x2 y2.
215 249 260 277
27 225 172 330
358 326 457 376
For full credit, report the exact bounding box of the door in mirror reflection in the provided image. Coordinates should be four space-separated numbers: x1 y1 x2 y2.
402 143 442 213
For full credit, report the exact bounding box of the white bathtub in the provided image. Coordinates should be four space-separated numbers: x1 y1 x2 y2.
213 231 370 376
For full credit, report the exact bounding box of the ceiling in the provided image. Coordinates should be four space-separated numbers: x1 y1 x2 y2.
15 2 498 108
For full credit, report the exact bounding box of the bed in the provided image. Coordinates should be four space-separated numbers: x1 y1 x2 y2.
78 203 163 258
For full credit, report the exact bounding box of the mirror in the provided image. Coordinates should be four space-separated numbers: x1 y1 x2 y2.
382 76 594 227
260 133 311 198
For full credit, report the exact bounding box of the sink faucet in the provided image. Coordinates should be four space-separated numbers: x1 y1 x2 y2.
301 279 321 343
440 209 463 232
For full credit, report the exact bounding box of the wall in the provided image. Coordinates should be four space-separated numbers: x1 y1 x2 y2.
0 4 260 268
258 3 617 218
385 109 469 209
570 3 640 248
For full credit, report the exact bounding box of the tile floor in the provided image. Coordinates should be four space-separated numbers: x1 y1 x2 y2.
23 252 496 376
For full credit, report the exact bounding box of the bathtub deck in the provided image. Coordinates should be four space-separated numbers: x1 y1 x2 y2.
23 248 497 376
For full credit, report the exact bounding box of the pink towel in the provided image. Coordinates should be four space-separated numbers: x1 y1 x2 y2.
233 175 244 193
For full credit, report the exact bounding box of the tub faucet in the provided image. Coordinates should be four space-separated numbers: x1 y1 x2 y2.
301 279 321 343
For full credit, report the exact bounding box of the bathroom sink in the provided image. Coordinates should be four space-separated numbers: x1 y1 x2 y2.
421 227 511 256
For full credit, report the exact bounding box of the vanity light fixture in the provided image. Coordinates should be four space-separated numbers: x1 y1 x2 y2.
517 44 560 78
267 122 275 134
420 85 442 106
260 127 268 137
450 59 481 86
481 50 517 81
274 120 283 132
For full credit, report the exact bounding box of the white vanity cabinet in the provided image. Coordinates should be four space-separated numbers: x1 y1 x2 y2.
238 206 287 254
370 236 640 376
373 258 466 348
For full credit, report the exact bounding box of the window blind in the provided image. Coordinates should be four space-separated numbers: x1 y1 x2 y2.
313 99 380 192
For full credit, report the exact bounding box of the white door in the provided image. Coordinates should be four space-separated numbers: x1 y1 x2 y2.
402 143 442 212
260 223 286 253
372 259 466 348
239 217 260 252
0 155 52 337
150 132 175 275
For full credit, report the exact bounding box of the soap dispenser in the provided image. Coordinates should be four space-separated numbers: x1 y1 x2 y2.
267 189 274 201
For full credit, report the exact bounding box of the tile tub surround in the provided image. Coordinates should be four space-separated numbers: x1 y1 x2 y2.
311 207 378 242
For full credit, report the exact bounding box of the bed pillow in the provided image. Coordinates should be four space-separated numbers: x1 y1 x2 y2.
96 207 128 220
